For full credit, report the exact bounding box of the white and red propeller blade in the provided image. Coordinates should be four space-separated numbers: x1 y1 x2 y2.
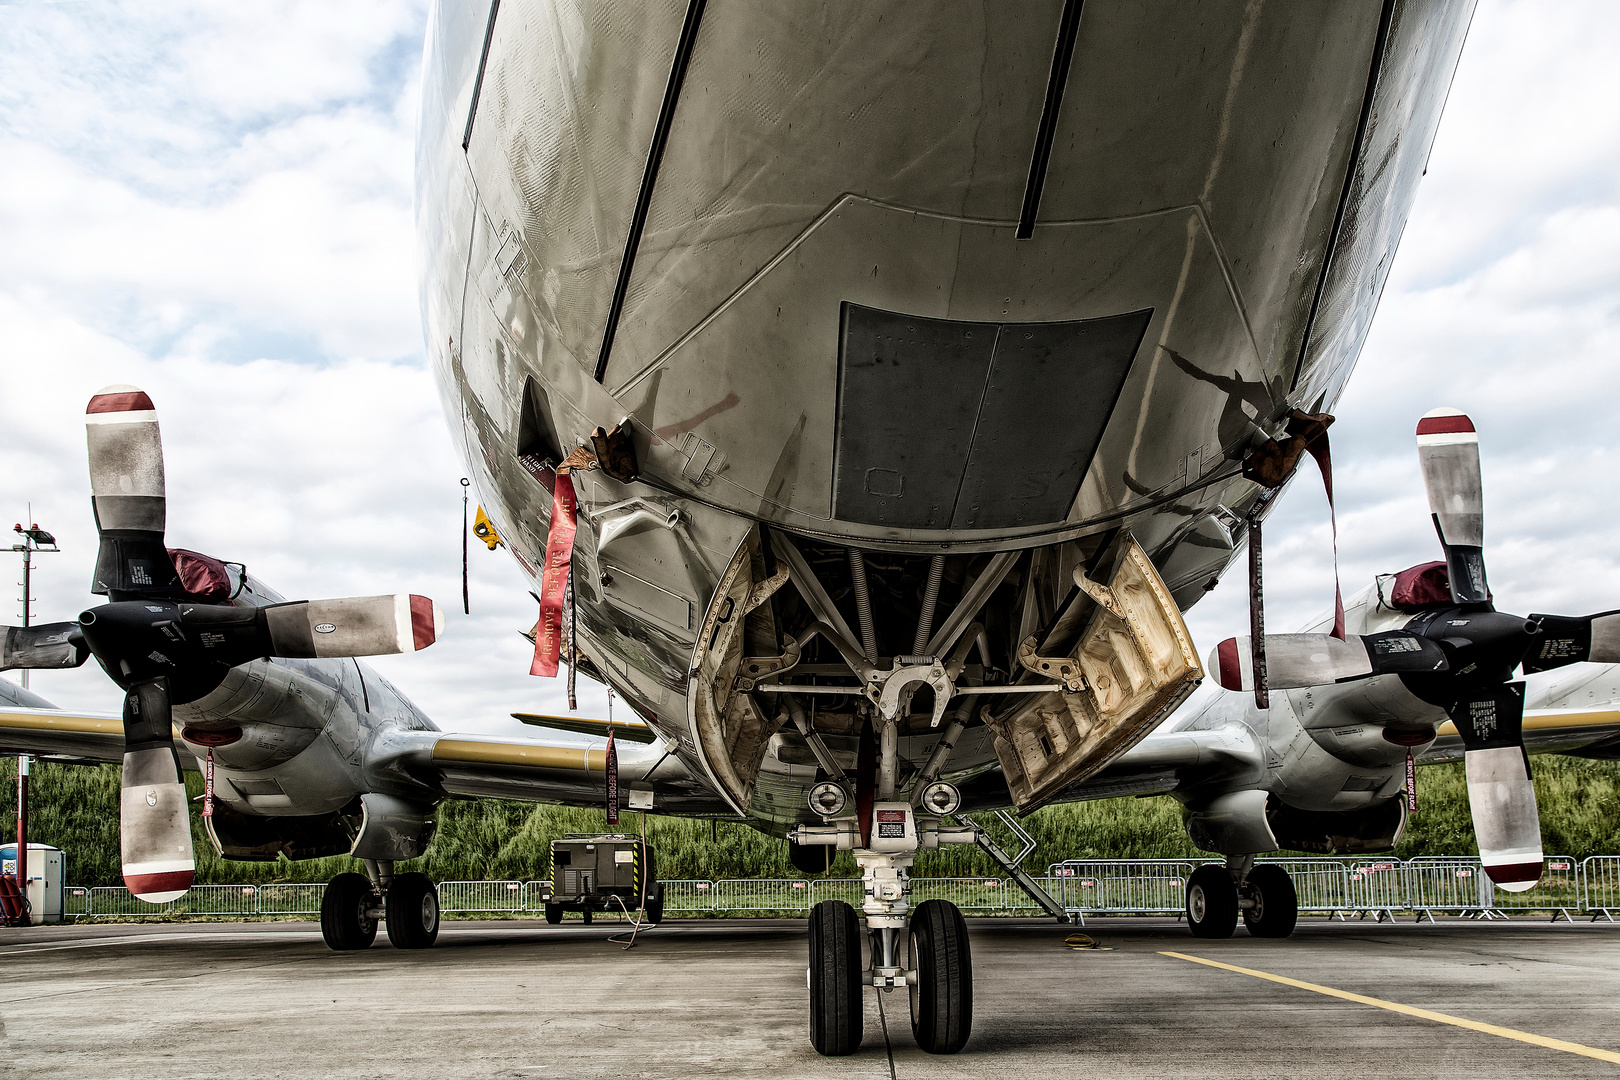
119 679 194 903
1210 632 1448 692
85 385 184 600
1415 408 1489 605
1450 683 1542 891
263 595 443 658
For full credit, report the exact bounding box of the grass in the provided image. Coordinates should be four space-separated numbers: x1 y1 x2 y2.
5 754 1619 887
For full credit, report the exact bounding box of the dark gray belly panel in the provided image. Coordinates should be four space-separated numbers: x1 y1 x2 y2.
834 303 1151 530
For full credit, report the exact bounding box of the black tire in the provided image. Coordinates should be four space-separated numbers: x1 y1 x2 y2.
808 900 863 1056
909 899 972 1054
1186 864 1240 939
544 903 563 925
789 838 835 875
582 908 593 925
321 872 378 952
645 882 665 926
1243 864 1298 938
385 872 440 949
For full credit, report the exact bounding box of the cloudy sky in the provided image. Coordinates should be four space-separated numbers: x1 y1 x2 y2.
1 0 1616 738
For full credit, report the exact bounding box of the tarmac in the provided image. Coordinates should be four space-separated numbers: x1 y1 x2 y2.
4 916 1620 1079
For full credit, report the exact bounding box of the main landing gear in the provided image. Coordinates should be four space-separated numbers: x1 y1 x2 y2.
320 860 440 951
1185 858 1297 939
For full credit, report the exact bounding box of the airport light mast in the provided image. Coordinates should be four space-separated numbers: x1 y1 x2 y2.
9 520 58 913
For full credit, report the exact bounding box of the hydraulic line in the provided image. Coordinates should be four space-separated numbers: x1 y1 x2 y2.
848 549 877 661
912 555 946 655
910 709 970 804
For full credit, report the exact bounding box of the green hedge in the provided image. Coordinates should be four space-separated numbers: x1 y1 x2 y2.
4 754 1618 887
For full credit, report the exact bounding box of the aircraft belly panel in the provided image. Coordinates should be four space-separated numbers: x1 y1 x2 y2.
618 199 1258 540
832 305 996 529
833 303 1151 531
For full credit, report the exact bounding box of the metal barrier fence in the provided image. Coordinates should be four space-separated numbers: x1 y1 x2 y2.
51 856 1620 921
1047 860 1196 915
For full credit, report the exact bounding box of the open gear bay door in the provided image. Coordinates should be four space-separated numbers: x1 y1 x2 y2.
988 536 1204 812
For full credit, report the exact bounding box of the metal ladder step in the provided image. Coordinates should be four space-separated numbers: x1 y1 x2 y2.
963 809 1071 923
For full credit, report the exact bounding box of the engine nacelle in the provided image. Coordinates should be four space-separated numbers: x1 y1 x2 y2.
1265 793 1407 855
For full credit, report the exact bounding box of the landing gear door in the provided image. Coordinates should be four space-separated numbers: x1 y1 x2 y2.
687 530 791 815
987 536 1203 812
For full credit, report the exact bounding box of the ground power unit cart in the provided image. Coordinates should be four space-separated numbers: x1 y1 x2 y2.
542 834 663 924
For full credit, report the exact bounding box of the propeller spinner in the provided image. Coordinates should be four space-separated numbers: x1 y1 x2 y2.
1 386 444 902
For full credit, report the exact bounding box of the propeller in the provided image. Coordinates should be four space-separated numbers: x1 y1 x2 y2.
2 385 445 902
1213 407 1550 891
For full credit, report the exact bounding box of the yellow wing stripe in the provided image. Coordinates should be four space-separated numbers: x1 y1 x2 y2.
432 737 607 774
1437 707 1620 738
0 708 122 736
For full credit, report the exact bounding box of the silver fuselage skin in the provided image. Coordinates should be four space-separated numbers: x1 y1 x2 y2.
416 0 1475 828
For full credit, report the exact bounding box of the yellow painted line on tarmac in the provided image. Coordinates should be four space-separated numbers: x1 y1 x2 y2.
1160 951 1620 1065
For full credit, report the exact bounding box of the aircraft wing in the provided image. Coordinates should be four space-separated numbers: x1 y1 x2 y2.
0 706 126 764
0 703 728 814
1424 706 1620 762
962 725 1265 809
511 711 658 743
373 730 733 816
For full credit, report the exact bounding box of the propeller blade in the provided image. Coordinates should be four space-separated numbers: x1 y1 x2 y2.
1522 610 1620 673
119 678 194 902
86 385 183 601
263 595 443 658
1450 682 1542 892
0 622 88 671
1211 632 1448 692
1415 408 1489 604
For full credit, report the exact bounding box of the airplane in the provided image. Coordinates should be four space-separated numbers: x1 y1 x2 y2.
10 0 1599 1061
1071 407 1620 938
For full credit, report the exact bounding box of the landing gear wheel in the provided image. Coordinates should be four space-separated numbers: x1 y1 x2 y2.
808 900 863 1056
320 872 378 951
1243 864 1298 938
582 908 593 925
1186 864 1239 939
909 899 972 1054
385 872 440 949
644 882 665 926
789 838 835 875
544 903 563 925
